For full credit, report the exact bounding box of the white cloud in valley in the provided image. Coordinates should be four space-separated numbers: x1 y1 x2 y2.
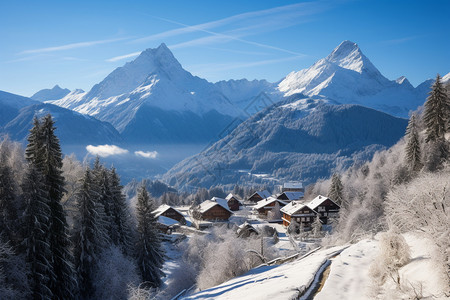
86 144 129 157
135 150 158 159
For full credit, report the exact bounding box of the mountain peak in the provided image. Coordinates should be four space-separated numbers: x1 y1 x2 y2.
325 40 377 74
31 85 70 102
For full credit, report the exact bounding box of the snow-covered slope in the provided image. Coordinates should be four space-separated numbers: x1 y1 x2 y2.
31 85 70 102
278 41 428 117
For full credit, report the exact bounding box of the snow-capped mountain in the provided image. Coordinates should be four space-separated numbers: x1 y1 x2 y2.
0 90 121 147
278 41 429 117
163 95 408 189
31 85 71 102
47 44 243 143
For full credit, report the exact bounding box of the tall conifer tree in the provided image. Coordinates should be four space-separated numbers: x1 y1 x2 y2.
404 113 422 172
328 173 344 206
423 74 450 143
21 164 53 299
135 185 165 287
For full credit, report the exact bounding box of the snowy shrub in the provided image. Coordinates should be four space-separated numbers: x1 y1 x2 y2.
386 171 450 292
0 238 30 299
369 232 410 287
93 246 140 300
181 226 280 291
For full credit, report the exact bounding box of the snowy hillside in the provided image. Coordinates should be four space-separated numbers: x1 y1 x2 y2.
163 96 408 189
278 41 429 117
184 234 448 300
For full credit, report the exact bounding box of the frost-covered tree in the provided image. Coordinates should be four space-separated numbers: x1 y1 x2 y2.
369 231 410 287
328 173 344 206
26 114 76 298
21 164 53 299
135 185 165 287
423 74 450 143
404 113 423 172
267 201 281 220
72 168 108 298
312 215 323 238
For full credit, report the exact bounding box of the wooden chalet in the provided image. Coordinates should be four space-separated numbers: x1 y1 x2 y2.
153 204 186 225
237 222 259 238
307 195 340 224
282 182 304 193
247 190 271 203
195 200 233 221
281 201 317 228
156 216 180 234
276 191 304 202
225 193 242 211
253 197 287 216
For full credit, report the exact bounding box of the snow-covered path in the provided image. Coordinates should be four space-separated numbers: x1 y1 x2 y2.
183 246 346 300
314 238 379 299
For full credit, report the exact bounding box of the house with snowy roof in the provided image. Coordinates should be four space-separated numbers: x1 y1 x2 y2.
280 195 340 227
153 204 186 225
193 199 233 222
253 197 287 216
156 216 181 234
247 190 271 203
225 193 242 211
282 182 304 193
307 195 340 224
276 191 304 202
280 201 317 228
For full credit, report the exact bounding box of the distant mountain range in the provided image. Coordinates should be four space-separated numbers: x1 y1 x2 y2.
162 96 409 189
2 40 448 185
0 91 121 148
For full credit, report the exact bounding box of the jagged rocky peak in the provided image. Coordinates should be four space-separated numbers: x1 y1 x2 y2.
396 76 413 88
325 40 377 74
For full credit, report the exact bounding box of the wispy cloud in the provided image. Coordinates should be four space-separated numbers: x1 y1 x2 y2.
20 37 128 55
381 36 420 45
189 55 305 73
86 144 129 157
135 2 327 44
135 150 158 159
106 51 141 62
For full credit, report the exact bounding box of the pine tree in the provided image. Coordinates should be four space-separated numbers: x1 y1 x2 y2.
328 173 344 206
423 74 450 143
110 167 133 254
21 164 53 299
312 215 322 238
404 113 423 172
72 168 107 298
0 156 18 243
135 185 165 287
26 114 76 298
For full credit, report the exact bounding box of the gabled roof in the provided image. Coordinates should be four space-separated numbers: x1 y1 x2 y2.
253 197 287 210
250 190 271 199
283 182 303 189
281 200 314 216
152 204 184 218
157 215 180 226
211 197 229 210
279 191 304 200
198 200 233 214
307 195 339 210
225 193 241 201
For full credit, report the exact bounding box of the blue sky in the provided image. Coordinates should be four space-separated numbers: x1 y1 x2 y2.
0 0 449 96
